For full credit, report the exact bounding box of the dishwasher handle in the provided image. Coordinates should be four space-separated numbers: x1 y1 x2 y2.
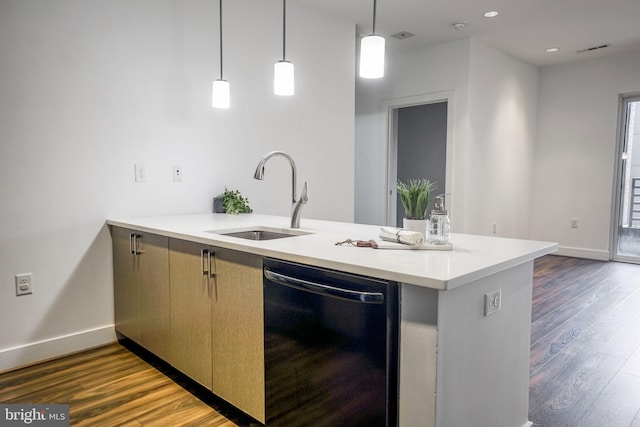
264 269 384 304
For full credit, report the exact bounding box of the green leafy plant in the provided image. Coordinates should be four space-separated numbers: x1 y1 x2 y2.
217 188 253 214
397 179 436 220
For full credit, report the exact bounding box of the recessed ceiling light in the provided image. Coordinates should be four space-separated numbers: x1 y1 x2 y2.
483 11 499 18
546 47 560 53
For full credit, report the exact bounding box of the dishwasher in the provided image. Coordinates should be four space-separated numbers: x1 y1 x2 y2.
263 258 399 427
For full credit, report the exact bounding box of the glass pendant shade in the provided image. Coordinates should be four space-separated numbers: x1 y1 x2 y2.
212 79 230 109
274 60 294 96
359 34 385 79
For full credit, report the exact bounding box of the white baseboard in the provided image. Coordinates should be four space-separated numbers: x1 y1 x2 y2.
522 421 533 427
555 246 610 261
0 325 116 373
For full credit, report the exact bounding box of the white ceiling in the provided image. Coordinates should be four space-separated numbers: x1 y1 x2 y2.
297 0 640 66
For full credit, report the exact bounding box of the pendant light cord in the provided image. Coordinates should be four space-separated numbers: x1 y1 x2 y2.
282 0 287 60
372 0 377 35
219 0 224 79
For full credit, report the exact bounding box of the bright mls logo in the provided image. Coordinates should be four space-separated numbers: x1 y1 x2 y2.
1 404 69 426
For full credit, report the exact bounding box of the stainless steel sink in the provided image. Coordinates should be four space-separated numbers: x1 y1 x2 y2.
222 230 297 240
206 226 311 241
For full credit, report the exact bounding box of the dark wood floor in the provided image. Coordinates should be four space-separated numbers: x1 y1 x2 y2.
530 255 640 427
2 255 640 426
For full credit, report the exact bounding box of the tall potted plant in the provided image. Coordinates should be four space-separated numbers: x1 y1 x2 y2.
397 179 436 235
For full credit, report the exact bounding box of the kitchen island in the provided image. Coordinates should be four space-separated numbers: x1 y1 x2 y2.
107 213 556 427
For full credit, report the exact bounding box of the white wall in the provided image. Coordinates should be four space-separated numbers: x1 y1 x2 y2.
0 0 354 371
465 39 538 238
355 38 538 240
357 35 640 258
531 48 640 259
355 39 471 227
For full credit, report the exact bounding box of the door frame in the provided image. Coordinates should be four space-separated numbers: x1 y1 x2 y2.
382 91 456 226
611 93 640 262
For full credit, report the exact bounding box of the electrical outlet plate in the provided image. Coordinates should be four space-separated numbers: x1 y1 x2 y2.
173 166 182 182
484 289 501 316
15 273 33 296
135 164 146 183
570 218 579 229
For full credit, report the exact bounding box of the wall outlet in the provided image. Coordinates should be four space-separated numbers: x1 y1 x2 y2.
484 289 501 316
135 164 146 183
173 166 182 183
570 218 578 229
15 273 33 296
492 223 497 234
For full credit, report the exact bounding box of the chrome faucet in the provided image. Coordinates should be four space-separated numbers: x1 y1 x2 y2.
254 151 308 228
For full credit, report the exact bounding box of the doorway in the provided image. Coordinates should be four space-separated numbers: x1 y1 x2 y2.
613 95 640 262
384 92 453 227
391 103 447 226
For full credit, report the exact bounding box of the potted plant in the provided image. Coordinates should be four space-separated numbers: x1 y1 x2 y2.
397 179 436 235
213 188 253 214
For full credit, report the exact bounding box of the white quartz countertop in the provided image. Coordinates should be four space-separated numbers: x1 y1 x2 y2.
107 213 557 290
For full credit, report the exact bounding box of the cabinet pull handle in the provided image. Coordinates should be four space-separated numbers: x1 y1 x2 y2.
130 234 143 255
135 234 142 255
201 249 209 275
208 251 216 278
209 251 217 299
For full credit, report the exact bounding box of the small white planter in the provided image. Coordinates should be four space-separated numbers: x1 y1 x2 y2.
403 218 428 238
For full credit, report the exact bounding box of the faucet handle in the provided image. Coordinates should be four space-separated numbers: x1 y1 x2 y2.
291 181 308 229
299 181 308 203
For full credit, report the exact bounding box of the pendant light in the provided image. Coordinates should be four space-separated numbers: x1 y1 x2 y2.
359 0 385 79
212 0 230 108
274 0 294 96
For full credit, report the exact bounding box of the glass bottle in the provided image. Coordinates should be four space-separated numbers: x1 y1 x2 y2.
428 195 450 245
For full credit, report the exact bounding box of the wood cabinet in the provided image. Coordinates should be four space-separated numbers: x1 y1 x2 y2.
112 226 170 360
168 239 213 389
113 229 264 423
211 248 265 423
165 239 265 422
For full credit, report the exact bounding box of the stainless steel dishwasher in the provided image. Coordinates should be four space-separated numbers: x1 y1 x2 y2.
263 258 399 427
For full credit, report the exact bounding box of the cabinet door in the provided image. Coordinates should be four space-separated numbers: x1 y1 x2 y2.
212 249 265 423
137 232 170 359
112 226 170 358
169 239 212 388
112 227 140 342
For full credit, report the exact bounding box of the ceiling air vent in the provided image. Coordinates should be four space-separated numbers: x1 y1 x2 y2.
576 44 610 54
391 31 414 40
